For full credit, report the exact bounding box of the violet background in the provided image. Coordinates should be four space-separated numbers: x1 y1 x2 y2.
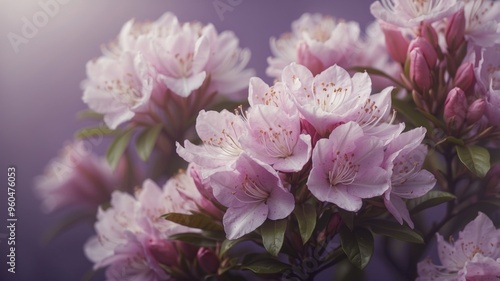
0 0 404 280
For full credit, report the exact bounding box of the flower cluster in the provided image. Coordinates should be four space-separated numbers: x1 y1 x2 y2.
35 1 500 280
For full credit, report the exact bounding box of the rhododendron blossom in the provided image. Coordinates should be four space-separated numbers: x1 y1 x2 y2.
417 212 500 281
463 0 500 47
476 45 500 126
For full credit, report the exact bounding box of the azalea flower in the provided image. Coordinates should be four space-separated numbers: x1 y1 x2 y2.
210 154 295 239
240 104 312 172
85 178 201 281
248 77 298 115
307 122 390 211
383 127 436 228
34 141 123 213
370 0 462 28
463 0 500 47
176 109 247 178
475 45 500 126
417 212 500 281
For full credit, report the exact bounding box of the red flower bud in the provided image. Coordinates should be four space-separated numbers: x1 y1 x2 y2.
410 48 432 91
409 37 438 68
444 87 467 130
446 9 466 51
380 22 410 64
454 63 475 92
197 247 220 274
467 99 486 125
148 240 179 267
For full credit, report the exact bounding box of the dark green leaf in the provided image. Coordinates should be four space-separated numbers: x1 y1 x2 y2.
74 125 117 139
240 259 289 274
162 212 223 232
456 145 491 178
408 190 455 214
106 129 134 169
334 258 365 281
339 226 374 270
220 237 247 257
168 232 218 247
391 98 431 131
260 219 287 256
338 209 355 231
293 203 317 244
135 124 163 161
364 220 424 244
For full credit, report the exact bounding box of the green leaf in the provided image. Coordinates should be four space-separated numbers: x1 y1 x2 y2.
260 219 287 256
168 232 218 247
76 109 104 120
391 98 431 131
363 220 424 244
339 226 374 270
338 209 355 230
240 259 289 274
220 237 247 257
74 125 118 139
106 129 134 169
456 145 491 178
135 124 163 161
162 212 223 232
408 190 455 214
293 203 317 244
334 258 365 281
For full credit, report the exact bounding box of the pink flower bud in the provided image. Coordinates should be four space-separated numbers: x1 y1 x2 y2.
297 42 324 76
408 37 438 68
421 23 439 50
444 87 467 130
446 9 466 51
485 164 500 194
466 99 486 125
148 240 179 267
410 48 432 91
454 63 475 92
197 247 219 274
380 22 410 64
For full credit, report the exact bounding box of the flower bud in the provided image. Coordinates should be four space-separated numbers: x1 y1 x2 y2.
408 37 438 68
466 99 486 125
149 240 179 267
410 48 432 91
446 9 466 51
444 87 467 131
484 164 500 195
297 42 324 76
421 23 439 50
454 62 475 92
197 247 220 274
380 22 410 64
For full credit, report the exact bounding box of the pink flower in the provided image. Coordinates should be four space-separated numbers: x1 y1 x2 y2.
417 212 500 281
210 154 295 239
282 63 398 138
475 45 500 126
34 141 122 213
240 105 312 172
307 122 390 212
383 127 436 228
85 178 201 280
370 0 462 28
248 77 298 115
267 13 361 78
463 0 500 47
176 109 247 178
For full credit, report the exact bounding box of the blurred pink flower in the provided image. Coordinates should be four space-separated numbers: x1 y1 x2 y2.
307 122 390 212
85 178 200 281
34 141 122 213
267 13 361 78
383 127 436 228
475 45 500 126
210 154 295 239
240 105 312 172
370 0 462 28
417 212 500 281
463 0 500 47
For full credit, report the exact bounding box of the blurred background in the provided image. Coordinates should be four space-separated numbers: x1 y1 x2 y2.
0 0 378 280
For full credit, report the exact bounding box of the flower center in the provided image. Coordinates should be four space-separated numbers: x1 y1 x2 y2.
328 152 359 186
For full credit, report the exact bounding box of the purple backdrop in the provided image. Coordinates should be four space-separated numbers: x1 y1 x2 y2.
0 1 384 280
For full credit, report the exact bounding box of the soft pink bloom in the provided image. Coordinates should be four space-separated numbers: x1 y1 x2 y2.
248 77 298 115
282 63 399 139
267 13 360 78
34 141 122 213
370 0 462 28
176 109 247 178
417 212 500 281
383 127 436 228
240 105 312 172
307 122 390 212
210 154 295 239
85 178 200 281
475 45 500 125
463 0 500 47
